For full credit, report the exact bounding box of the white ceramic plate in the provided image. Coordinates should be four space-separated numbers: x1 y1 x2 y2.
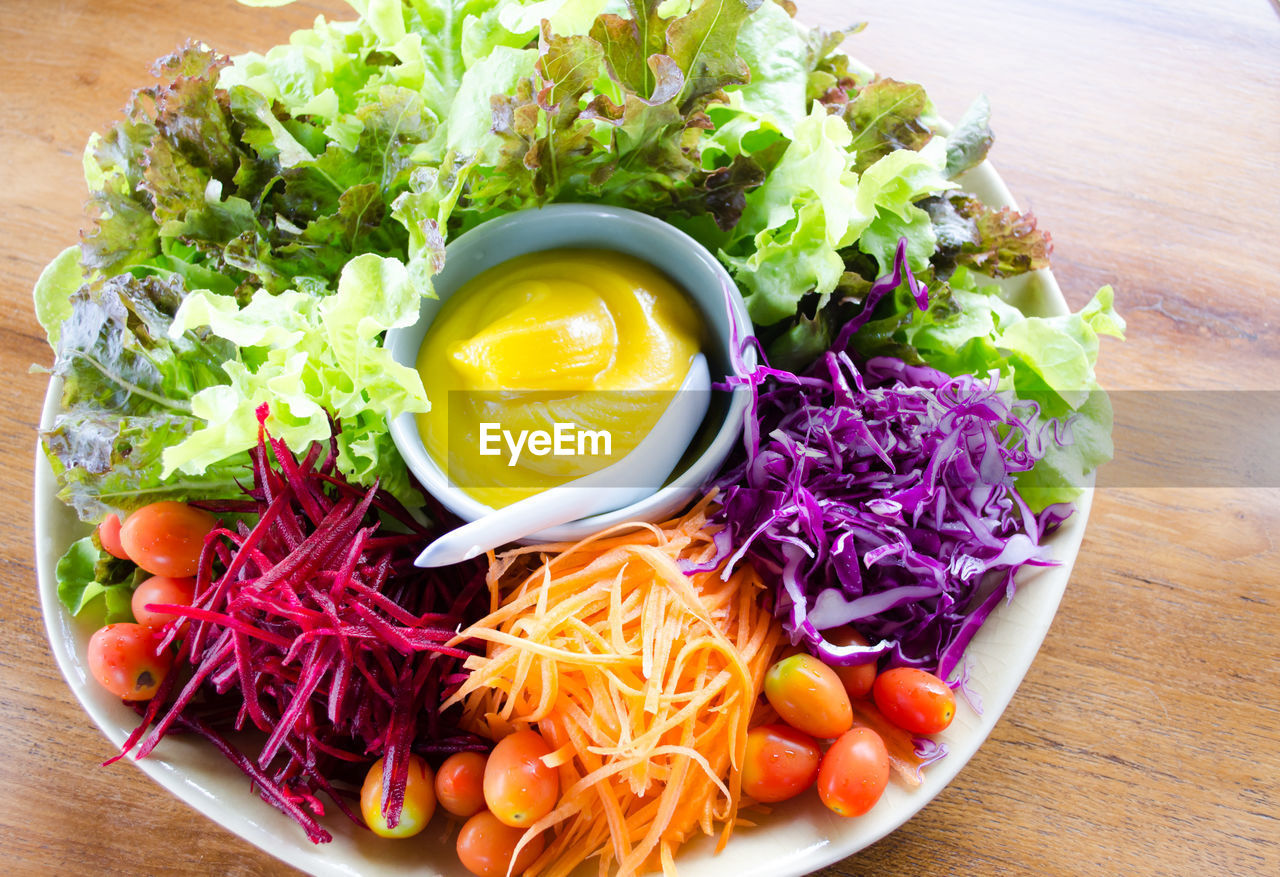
34 155 1093 876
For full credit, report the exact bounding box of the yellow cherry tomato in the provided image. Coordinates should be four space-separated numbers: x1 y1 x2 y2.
360 755 436 838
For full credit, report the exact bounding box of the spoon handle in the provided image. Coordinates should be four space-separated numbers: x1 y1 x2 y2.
414 483 652 567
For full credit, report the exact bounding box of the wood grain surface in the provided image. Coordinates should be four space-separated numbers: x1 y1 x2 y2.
2 1 1276 875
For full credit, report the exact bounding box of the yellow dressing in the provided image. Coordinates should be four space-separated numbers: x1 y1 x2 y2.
416 248 702 508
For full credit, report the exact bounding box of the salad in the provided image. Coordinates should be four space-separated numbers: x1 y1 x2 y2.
33 1 1124 876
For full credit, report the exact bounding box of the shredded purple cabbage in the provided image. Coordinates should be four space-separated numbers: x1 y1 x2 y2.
712 243 1072 682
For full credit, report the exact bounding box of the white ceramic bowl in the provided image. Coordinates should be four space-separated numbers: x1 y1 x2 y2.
34 156 1093 876
384 203 754 543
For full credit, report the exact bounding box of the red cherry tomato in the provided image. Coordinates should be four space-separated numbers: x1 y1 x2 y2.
763 654 854 739
131 575 197 629
483 730 559 828
872 667 957 735
86 623 171 701
817 727 890 817
741 724 821 803
824 628 878 700
456 810 545 877
119 502 216 578
360 755 436 838
436 751 488 818
97 513 130 561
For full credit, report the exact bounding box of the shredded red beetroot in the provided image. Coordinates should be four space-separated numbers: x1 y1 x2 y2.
111 408 488 842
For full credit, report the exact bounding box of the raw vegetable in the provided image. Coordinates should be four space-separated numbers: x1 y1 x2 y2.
763 653 854 739
87 623 172 701
483 729 560 828
872 667 956 735
361 755 437 838
436 751 489 818
35 32 441 516
97 513 128 560
457 810 547 877
741 724 821 804
446 498 784 877
112 413 490 842
161 252 432 506
130 575 197 628
816 727 889 817
55 536 140 624
38 270 246 521
836 265 1124 510
118 501 217 577
713 247 1072 680
827 628 876 699
847 696 943 789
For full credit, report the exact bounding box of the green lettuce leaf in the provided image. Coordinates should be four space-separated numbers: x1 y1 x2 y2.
999 284 1125 412
55 537 138 623
923 192 1052 278
39 272 245 521
944 93 993 178
714 0 821 140
33 246 83 346
843 78 934 174
164 253 428 505
79 40 422 298
957 196 1053 277
728 110 952 324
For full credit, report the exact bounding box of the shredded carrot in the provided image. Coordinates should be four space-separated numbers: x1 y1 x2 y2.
444 497 784 877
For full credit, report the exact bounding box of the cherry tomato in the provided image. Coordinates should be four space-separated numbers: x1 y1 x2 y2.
131 575 197 629
97 513 130 561
456 810 545 877
119 501 216 578
817 727 890 817
872 667 957 735
86 623 171 701
436 751 488 818
483 730 559 828
360 755 436 838
741 724 821 803
824 628 878 700
763 654 853 739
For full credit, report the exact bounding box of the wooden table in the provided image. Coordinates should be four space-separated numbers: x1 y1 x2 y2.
2 1 1276 874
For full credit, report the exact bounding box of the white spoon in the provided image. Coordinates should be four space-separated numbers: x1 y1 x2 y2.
415 353 712 567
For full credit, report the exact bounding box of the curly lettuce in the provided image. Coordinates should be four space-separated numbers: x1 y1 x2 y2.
164 254 429 504
35 0 1122 523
